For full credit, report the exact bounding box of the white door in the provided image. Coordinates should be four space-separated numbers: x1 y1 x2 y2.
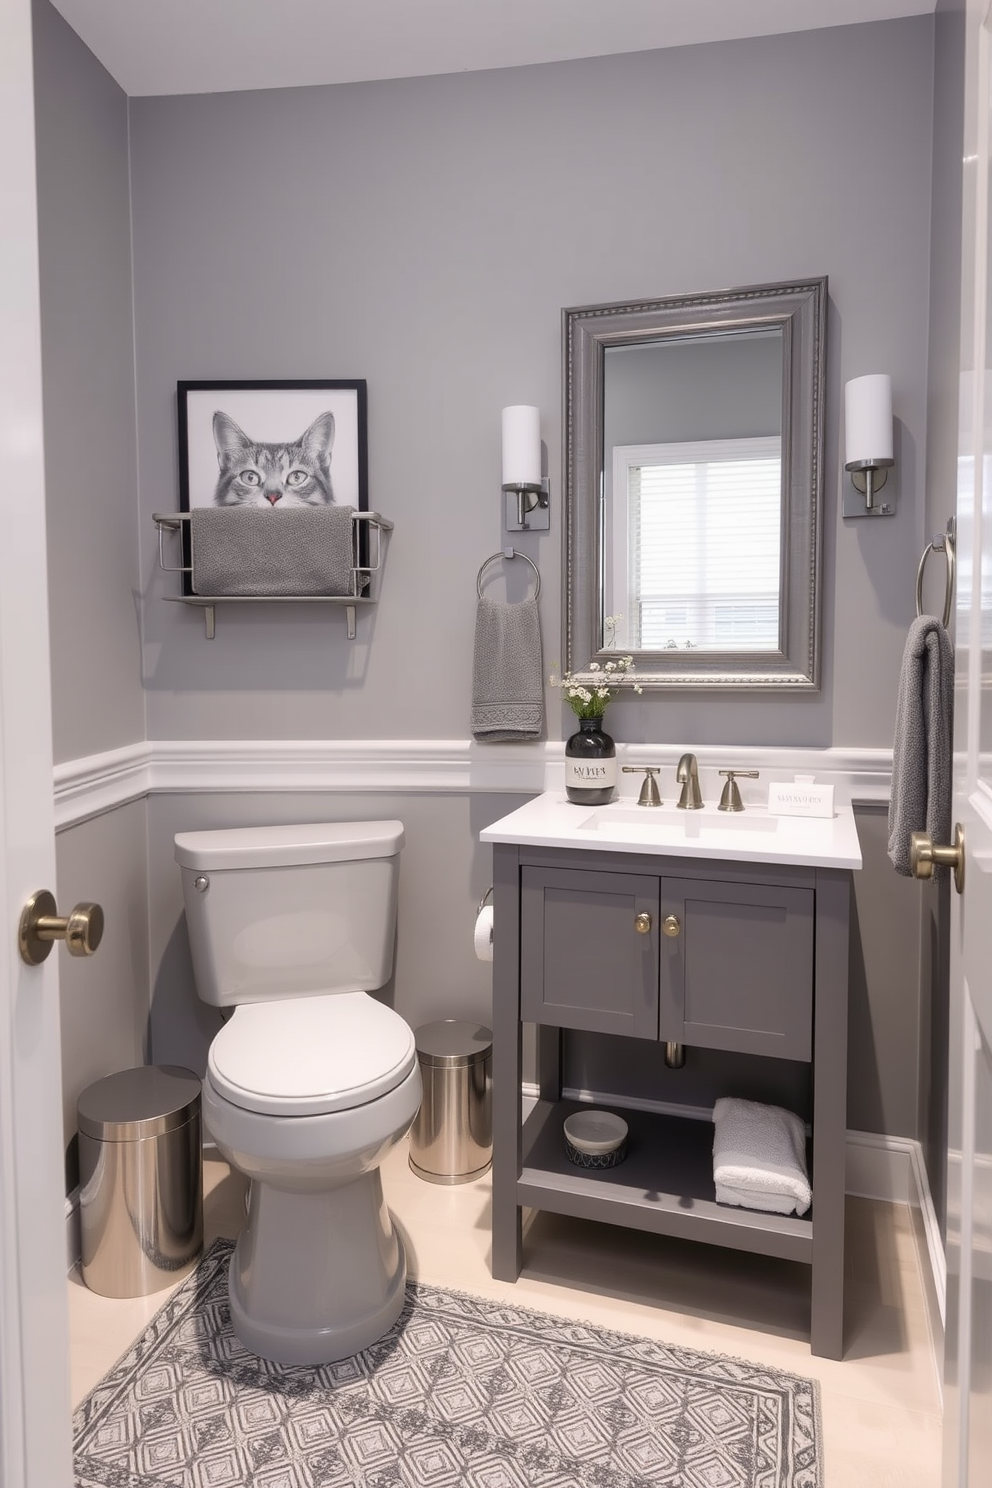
944 4 992 1484
0 0 74 1482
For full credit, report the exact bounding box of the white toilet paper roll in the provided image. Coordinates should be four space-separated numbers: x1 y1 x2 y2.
474 904 494 962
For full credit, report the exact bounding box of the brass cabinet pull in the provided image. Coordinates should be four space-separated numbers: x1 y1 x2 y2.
910 823 965 895
634 912 652 935
19 889 104 965
663 914 682 937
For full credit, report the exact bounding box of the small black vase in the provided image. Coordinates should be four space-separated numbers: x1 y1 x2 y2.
565 716 617 805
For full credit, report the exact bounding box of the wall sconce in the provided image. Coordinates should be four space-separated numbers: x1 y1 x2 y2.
844 374 895 517
502 405 550 531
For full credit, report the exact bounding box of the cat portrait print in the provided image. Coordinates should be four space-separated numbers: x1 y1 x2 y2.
211 409 336 508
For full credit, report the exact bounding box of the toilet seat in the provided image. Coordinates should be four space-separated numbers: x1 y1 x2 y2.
208 991 417 1116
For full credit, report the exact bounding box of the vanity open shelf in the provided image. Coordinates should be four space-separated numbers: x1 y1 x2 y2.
521 1097 813 1260
482 794 861 1360
152 510 393 638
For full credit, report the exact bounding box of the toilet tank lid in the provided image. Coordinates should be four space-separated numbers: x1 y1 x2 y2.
174 820 404 871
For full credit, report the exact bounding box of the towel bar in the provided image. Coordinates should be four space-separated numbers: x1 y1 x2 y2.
915 517 955 629
152 510 393 638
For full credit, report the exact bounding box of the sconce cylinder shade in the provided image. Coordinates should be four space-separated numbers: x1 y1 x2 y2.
501 405 541 487
845 374 893 466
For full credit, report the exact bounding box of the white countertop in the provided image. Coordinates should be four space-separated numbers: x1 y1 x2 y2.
480 790 863 870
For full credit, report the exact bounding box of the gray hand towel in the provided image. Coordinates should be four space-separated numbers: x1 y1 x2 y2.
471 596 544 742
887 615 954 876
190 505 358 596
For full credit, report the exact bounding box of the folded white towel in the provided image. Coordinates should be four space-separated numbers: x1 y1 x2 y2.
714 1183 804 1216
712 1096 811 1217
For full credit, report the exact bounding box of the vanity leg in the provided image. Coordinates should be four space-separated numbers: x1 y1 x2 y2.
490 845 523 1281
809 869 851 1360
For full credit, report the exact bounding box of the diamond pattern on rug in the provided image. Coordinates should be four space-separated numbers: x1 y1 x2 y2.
74 1238 821 1488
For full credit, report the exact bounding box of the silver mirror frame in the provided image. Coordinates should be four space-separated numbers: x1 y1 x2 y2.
563 278 826 690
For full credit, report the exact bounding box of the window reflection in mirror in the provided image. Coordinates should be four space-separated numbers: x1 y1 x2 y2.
604 329 784 654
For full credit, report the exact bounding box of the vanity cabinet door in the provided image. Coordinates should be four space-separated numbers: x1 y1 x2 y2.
520 866 659 1038
659 878 814 1060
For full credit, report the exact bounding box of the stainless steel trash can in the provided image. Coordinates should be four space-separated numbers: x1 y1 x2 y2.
409 1021 492 1184
78 1065 203 1297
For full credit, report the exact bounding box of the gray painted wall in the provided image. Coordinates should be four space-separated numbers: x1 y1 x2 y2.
33 0 152 1186
32 0 144 764
128 19 935 751
55 801 150 1184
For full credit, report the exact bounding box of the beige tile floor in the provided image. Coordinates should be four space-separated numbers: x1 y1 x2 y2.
69 1140 944 1485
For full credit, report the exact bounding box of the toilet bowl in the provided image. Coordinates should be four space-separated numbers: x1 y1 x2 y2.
175 820 422 1366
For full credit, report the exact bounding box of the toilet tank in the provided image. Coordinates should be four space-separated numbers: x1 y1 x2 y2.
175 821 404 1007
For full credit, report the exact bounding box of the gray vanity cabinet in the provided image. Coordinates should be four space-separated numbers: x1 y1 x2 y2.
491 841 852 1360
520 865 814 1060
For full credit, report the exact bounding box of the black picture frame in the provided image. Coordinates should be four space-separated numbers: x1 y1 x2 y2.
176 379 369 596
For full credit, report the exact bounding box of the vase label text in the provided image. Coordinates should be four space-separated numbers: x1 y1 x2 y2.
565 758 618 788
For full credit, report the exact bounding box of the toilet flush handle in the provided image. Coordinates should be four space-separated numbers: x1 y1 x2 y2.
194 876 209 892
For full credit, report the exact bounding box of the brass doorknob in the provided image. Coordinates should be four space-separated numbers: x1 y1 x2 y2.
910 823 965 895
19 889 104 965
663 914 682 937
634 912 652 934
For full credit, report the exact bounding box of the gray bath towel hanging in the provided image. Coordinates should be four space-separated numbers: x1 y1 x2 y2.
471 595 544 742
887 615 954 876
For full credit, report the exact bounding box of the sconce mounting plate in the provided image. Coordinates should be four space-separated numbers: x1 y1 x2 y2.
843 459 896 518
504 478 551 532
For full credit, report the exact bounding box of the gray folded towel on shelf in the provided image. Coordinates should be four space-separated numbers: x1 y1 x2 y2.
712 1096 811 1217
887 614 954 876
471 596 544 742
190 505 357 597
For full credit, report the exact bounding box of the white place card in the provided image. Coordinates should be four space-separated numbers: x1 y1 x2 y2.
767 780 835 819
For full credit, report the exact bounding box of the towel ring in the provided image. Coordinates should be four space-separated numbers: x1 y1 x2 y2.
476 547 541 601
915 519 955 629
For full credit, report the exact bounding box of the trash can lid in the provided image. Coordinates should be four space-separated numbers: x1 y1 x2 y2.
414 1020 493 1068
77 1065 201 1141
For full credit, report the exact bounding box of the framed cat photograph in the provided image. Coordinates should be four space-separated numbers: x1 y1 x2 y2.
176 379 369 597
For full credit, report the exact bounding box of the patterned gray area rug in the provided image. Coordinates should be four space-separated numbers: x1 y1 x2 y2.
74 1238 821 1488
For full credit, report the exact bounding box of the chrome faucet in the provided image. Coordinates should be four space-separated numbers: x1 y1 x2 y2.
676 753 703 810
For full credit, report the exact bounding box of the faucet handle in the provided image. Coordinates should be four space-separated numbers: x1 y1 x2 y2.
622 765 662 807
718 769 759 813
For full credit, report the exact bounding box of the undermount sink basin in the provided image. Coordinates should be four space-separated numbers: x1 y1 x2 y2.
576 805 780 841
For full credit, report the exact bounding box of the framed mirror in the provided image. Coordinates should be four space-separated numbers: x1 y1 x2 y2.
563 278 826 689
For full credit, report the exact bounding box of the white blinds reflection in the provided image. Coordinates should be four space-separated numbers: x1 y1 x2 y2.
627 437 782 651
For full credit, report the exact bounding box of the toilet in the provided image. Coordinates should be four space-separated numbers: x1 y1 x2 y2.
175 819 421 1366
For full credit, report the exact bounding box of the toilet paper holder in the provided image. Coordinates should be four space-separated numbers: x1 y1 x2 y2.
476 887 493 917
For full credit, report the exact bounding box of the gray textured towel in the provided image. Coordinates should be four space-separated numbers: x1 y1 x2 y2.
190 505 357 596
887 615 954 876
471 596 544 742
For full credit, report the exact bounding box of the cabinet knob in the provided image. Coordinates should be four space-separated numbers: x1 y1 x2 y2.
634 912 652 935
662 914 682 938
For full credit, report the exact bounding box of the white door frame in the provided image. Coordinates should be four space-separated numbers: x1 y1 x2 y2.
0 0 74 1481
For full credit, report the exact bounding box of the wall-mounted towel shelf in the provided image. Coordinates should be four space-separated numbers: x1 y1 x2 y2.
152 510 393 639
